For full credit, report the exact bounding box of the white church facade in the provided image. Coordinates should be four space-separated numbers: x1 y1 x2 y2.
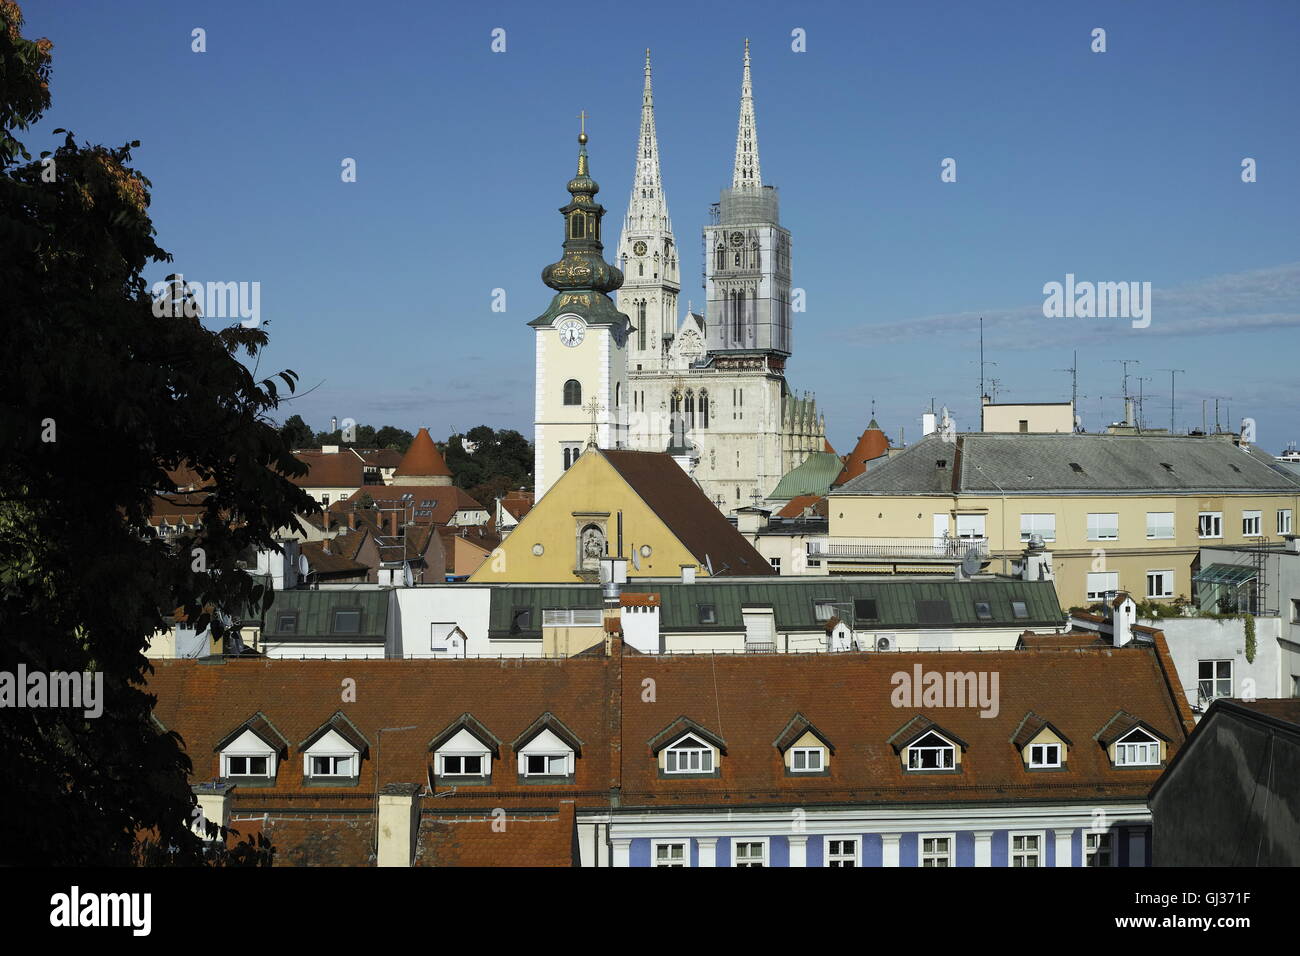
532 43 826 509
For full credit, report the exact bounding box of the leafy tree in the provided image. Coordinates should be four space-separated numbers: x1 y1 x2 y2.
280 414 314 449
444 426 533 498
0 2 315 865
374 425 414 453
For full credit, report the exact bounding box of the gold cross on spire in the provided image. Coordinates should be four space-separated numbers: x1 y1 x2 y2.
578 110 587 134
583 396 604 448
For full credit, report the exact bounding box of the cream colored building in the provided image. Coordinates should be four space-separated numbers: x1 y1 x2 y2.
826 432 1300 608
981 398 1076 434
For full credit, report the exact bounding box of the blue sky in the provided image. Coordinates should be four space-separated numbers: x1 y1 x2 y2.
24 0 1300 452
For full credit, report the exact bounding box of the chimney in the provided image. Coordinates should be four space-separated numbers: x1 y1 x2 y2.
1124 397 1136 427
191 781 234 844
388 510 399 538
376 783 421 867
1020 536 1054 582
680 564 697 584
922 412 936 437
347 510 357 531
1106 591 1136 647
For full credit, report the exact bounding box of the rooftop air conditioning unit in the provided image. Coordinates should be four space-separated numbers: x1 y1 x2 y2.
876 636 892 652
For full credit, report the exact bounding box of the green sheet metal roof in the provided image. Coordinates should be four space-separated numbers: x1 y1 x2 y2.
768 452 844 501
488 578 1062 637
263 589 389 641
1192 564 1258 586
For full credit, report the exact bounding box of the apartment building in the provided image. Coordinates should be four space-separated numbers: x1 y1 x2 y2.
827 433 1300 608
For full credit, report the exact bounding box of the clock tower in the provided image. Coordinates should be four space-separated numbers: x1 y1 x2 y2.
530 125 630 500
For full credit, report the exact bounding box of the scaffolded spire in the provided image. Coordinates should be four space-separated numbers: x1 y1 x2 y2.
624 49 672 236
731 38 762 190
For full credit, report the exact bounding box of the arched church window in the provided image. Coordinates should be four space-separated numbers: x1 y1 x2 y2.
733 290 744 342
699 390 709 429
751 242 760 269
734 251 741 267
670 391 681 414
716 245 726 271
563 379 582 406
616 382 623 408
637 300 647 351
685 390 695 429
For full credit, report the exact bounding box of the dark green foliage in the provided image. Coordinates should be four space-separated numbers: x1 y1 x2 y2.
442 425 533 504
0 3 315 865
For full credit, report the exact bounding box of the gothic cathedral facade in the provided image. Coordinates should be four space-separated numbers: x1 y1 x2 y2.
616 43 825 511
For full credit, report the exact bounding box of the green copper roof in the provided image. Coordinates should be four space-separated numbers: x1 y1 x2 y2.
768 451 843 500
531 131 629 330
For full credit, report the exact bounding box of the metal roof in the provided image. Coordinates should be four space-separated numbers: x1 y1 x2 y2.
768 452 844 500
263 588 389 641
832 433 1300 497
488 577 1062 638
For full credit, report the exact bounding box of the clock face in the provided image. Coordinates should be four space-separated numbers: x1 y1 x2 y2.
633 240 647 256
556 316 586 348
730 231 744 247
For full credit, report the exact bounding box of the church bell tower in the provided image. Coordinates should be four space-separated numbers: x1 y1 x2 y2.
530 123 630 500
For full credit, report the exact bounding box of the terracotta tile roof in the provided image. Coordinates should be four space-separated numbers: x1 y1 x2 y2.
776 494 827 519
601 449 775 576
359 449 403 469
1094 710 1169 747
300 711 371 754
1229 698 1300 726
1016 631 1110 649
214 711 290 755
300 538 370 579
286 450 365 489
499 491 535 521
394 428 453 478
416 805 577 867
341 485 484 526
511 713 584 755
773 713 834 754
832 419 891 487
1010 711 1073 748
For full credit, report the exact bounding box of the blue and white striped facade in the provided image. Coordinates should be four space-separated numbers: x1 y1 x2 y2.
578 804 1153 867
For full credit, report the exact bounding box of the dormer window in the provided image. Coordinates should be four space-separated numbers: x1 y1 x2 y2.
512 713 581 782
907 731 956 770
790 747 824 772
429 714 500 784
299 712 368 785
665 734 713 773
1029 743 1061 768
1115 727 1160 766
215 712 289 785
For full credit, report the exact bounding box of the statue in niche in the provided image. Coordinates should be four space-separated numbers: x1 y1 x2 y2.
579 524 605 571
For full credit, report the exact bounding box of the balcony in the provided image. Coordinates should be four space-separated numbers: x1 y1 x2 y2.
807 536 991 563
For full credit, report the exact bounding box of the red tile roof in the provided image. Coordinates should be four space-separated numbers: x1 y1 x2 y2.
416 805 577 867
832 419 891 487
395 428 453 478
601 450 775 576
286 450 365 489
776 494 827 519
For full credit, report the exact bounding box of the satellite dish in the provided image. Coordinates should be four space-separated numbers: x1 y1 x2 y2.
961 549 982 577
876 636 891 651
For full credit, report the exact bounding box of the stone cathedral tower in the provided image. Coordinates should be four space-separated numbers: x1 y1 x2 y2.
615 51 680 373
530 127 630 500
617 42 825 514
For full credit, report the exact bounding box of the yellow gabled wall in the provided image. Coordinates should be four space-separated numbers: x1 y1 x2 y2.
469 450 704 583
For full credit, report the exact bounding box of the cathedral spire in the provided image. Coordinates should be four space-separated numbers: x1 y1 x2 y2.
732 38 762 190
624 49 671 236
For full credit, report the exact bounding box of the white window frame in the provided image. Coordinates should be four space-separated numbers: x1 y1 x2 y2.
1145 512 1174 540
1242 510 1262 537
1010 831 1044 867
906 732 956 771
1114 727 1161 766
438 753 487 777
1198 511 1222 539
956 514 986 540
919 833 955 867
1278 509 1293 535
790 746 825 772
1146 569 1174 599
769 556 781 574
1085 831 1113 867
825 837 860 867
223 753 273 777
732 838 768 867
1028 742 1061 768
1087 513 1119 541
1198 659 1233 701
664 734 715 774
653 840 687 867
305 753 355 778
1086 571 1119 601
522 752 569 777
1019 513 1056 542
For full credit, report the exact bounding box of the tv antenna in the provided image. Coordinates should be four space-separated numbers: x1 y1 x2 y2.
1158 369 1184 434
